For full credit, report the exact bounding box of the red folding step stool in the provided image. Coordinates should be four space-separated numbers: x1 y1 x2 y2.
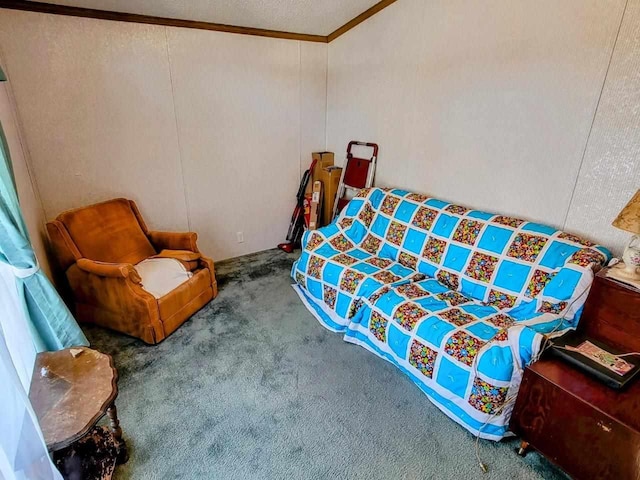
331 141 378 221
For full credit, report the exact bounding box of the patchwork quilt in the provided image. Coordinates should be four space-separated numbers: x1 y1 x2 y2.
291 187 610 440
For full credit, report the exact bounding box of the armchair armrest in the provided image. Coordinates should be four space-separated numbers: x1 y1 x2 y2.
148 231 199 253
152 249 202 272
68 258 161 343
76 258 142 284
154 250 201 262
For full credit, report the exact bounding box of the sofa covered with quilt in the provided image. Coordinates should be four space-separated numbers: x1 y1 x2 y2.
291 187 610 440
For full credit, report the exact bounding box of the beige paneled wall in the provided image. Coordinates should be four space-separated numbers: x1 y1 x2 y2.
0 12 189 232
3 1 638 263
327 0 636 255
167 29 310 258
564 0 640 254
0 9 327 261
300 42 328 175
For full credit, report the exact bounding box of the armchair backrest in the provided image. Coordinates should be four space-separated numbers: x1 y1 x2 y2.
50 198 156 267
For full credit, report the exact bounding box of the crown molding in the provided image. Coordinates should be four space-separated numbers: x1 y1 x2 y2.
327 0 397 42
0 0 327 42
0 0 397 43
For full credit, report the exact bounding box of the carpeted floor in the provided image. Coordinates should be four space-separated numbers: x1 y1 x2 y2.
85 249 565 480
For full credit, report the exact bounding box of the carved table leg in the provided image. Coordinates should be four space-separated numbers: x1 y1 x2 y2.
107 403 129 464
517 440 530 457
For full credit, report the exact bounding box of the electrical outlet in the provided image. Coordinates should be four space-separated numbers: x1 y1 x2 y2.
236 231 244 243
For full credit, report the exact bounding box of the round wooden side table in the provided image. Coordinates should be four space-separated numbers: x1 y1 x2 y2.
29 347 128 477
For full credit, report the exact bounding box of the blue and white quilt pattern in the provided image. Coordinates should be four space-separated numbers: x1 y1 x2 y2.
291 188 610 440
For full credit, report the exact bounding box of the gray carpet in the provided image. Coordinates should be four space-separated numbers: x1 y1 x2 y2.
85 249 565 480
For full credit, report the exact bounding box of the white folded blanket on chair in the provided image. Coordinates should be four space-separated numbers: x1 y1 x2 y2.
135 258 193 299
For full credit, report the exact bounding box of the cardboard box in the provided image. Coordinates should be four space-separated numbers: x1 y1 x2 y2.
319 165 342 227
304 152 341 227
308 181 323 230
311 152 335 182
305 151 334 198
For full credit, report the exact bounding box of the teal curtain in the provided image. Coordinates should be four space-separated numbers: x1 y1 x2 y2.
0 72 87 351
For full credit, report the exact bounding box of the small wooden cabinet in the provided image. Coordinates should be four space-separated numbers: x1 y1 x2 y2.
510 269 640 480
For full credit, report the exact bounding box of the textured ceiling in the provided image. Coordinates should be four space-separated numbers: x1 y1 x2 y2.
37 0 382 35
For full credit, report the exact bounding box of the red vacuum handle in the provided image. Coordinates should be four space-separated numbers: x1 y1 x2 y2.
347 141 378 159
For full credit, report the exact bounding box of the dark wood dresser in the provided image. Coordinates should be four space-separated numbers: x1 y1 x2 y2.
510 268 640 480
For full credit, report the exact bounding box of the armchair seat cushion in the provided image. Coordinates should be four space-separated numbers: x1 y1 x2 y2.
157 268 212 322
135 258 193 299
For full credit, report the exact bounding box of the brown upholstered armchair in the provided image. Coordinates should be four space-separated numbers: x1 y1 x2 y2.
46 198 217 344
